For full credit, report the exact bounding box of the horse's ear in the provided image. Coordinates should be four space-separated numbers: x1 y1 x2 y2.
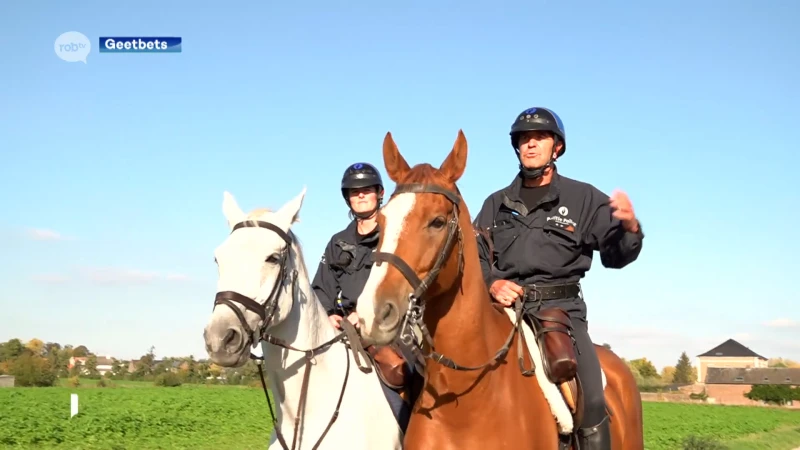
222 191 246 230
277 186 306 225
383 131 411 183
439 129 468 183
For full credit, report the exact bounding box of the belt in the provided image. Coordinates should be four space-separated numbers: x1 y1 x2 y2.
523 283 581 301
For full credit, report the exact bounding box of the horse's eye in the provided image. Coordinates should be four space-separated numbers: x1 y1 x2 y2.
266 253 281 264
429 216 446 229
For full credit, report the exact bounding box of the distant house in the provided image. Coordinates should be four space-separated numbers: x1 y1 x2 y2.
68 356 116 376
691 339 798 407
696 338 768 382
0 375 14 388
95 357 115 375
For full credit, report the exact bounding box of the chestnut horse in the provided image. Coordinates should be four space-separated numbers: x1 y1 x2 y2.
356 130 643 449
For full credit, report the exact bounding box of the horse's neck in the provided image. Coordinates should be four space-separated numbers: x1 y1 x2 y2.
275 244 337 349
425 225 503 382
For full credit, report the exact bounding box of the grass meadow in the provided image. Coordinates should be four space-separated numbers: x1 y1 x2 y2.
0 379 798 449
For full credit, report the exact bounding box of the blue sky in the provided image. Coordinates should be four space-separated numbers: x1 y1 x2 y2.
1 1 798 370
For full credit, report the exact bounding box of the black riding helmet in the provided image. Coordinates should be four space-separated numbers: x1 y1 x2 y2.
340 162 384 218
510 107 567 156
510 107 567 179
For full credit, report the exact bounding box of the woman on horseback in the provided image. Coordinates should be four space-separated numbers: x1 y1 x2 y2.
311 162 418 434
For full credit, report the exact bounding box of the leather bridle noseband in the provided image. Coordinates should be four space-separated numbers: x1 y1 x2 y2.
373 183 533 375
211 219 372 450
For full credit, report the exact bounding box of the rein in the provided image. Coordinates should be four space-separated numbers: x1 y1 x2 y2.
211 219 373 450
373 183 535 375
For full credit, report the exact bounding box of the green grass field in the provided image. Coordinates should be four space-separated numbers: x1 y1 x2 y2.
0 380 798 449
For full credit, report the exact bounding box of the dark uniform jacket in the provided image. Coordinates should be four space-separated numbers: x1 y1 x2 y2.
311 219 380 316
472 168 644 290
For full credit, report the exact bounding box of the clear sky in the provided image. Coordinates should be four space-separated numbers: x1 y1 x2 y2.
1 1 798 370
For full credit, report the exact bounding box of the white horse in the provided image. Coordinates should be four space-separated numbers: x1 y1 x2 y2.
203 188 404 450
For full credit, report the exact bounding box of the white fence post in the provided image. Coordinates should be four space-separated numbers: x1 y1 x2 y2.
70 393 78 418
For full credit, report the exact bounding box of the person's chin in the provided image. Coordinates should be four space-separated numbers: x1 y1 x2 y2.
522 159 549 169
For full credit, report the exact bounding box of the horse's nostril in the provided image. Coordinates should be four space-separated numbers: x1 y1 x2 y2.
222 328 243 353
223 329 234 345
378 301 400 330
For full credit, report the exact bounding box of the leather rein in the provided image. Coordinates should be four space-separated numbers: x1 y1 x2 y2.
212 219 372 450
373 183 534 375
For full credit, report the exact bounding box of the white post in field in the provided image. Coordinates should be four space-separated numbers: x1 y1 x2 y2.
70 393 78 418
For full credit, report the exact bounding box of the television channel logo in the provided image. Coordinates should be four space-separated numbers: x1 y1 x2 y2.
55 31 91 63
99 37 182 53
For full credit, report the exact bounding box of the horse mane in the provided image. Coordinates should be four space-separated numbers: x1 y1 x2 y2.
288 229 307 278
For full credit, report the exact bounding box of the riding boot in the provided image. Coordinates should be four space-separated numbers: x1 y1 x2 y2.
577 415 611 450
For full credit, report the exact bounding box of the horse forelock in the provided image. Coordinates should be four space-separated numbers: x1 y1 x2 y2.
246 207 273 218
396 164 449 189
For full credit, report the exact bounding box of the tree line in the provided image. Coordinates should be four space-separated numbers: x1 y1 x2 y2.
601 343 800 405
602 343 799 389
0 338 264 387
600 343 698 391
3 336 796 400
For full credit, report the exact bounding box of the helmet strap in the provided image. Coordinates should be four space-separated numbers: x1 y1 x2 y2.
352 208 378 220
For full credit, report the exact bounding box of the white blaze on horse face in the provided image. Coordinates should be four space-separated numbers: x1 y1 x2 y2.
357 192 416 336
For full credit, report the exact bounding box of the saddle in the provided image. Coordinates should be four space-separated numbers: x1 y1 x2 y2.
526 307 578 384
523 306 585 430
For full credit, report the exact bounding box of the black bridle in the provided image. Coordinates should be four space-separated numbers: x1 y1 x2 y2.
211 219 371 450
373 183 533 375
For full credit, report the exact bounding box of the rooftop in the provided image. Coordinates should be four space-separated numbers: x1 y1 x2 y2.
697 338 767 360
705 367 800 385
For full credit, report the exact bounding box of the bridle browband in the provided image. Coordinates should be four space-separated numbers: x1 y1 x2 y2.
373 182 534 375
211 219 372 450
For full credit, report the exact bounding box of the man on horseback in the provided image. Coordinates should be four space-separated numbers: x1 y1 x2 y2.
473 107 644 449
311 162 419 434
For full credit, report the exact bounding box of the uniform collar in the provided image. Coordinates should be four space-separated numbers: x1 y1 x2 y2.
501 165 562 216
345 218 380 245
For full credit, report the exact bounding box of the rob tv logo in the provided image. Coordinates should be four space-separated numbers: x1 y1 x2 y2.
54 31 91 63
